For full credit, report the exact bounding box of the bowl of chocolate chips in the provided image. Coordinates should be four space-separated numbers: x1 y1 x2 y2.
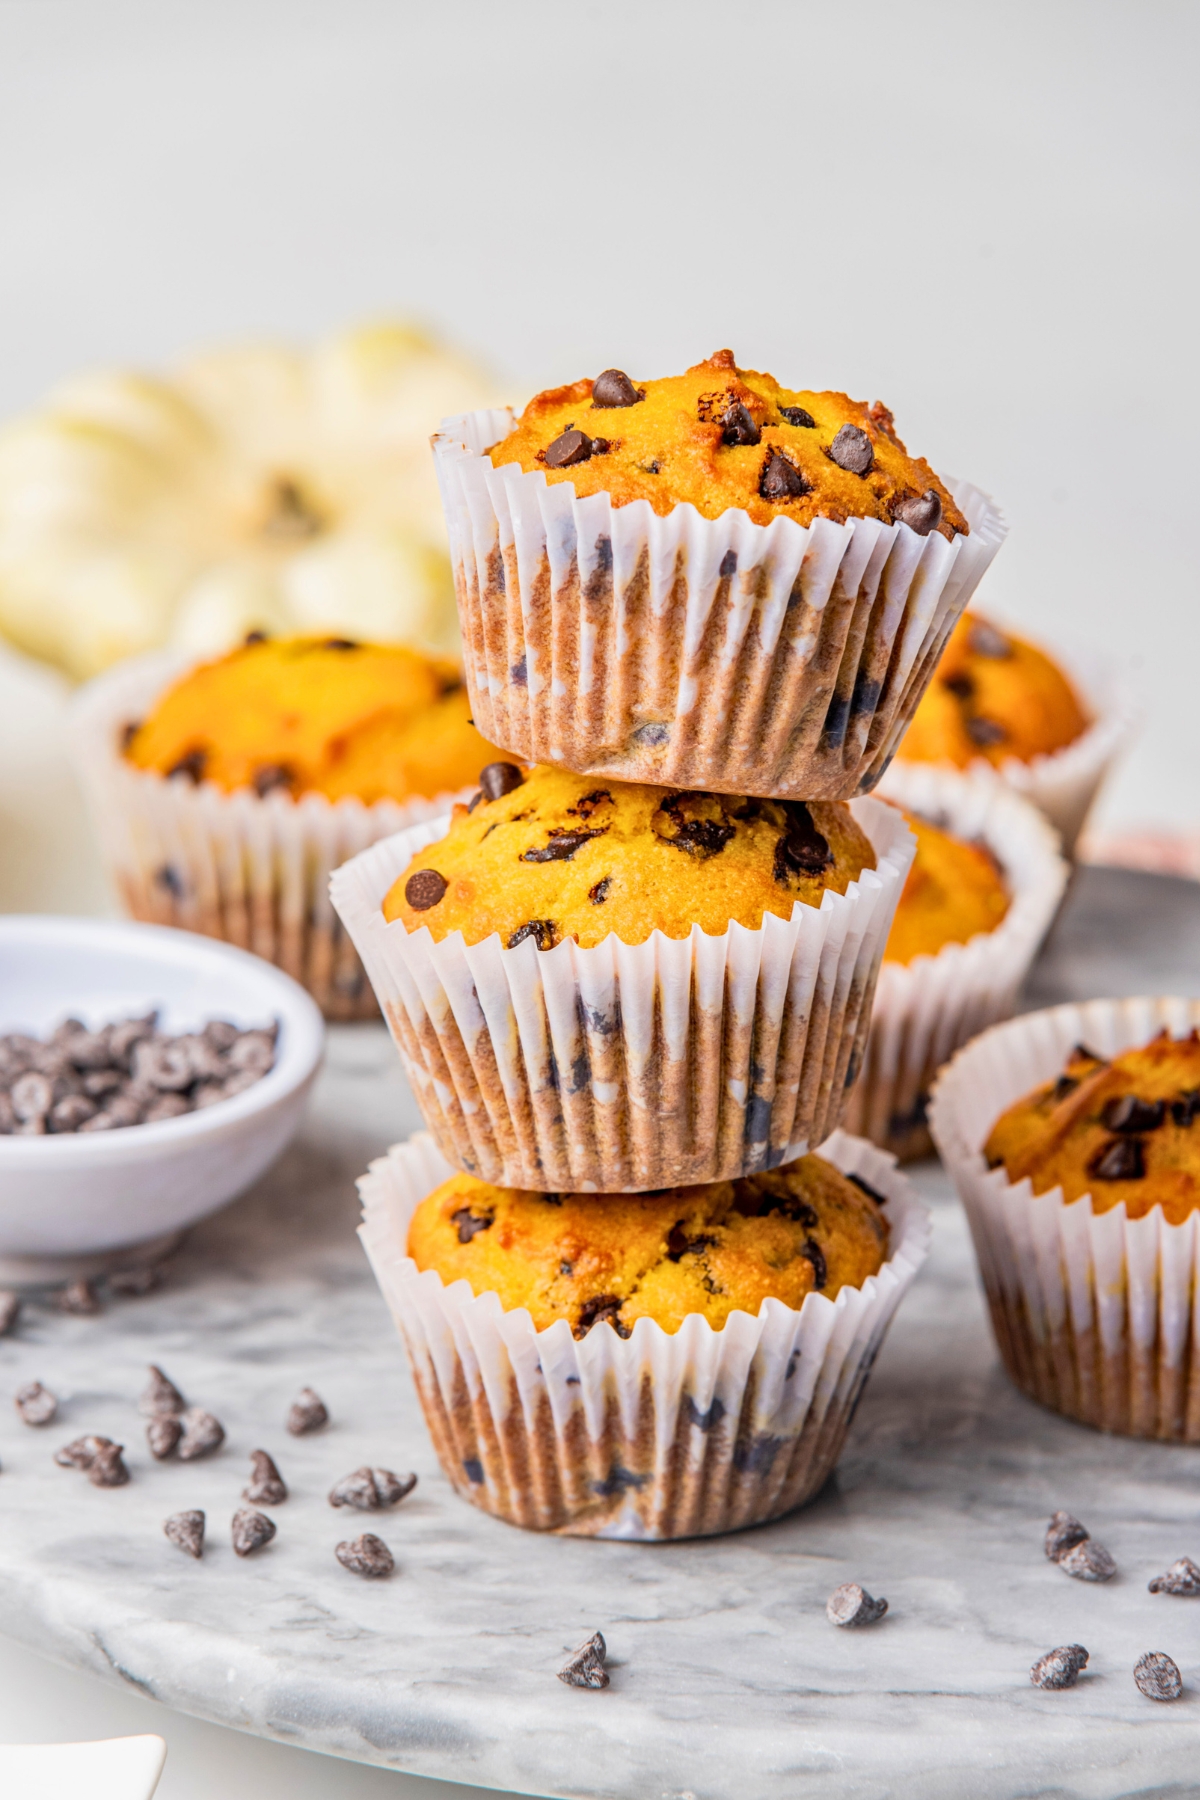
0 915 324 1282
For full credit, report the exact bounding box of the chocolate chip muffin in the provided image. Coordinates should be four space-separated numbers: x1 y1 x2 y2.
383 762 876 948
489 350 968 539
900 612 1090 770
884 809 1009 966
126 634 500 804
984 1030 1200 1225
406 1153 890 1336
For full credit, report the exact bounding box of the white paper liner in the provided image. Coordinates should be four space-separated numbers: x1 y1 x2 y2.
842 763 1068 1159
928 996 1200 1440
330 799 915 1191
69 650 473 1021
357 1126 931 1538
897 634 1139 857
432 408 1007 801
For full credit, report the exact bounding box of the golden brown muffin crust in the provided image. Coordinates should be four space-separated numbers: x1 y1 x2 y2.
126 634 501 804
407 1154 891 1335
900 612 1090 769
984 1031 1200 1225
884 809 1009 965
488 351 968 538
383 762 877 949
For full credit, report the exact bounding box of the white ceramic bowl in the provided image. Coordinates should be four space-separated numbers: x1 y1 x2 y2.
0 1735 166 1800
0 915 324 1283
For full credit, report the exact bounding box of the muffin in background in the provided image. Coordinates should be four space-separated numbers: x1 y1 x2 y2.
72 636 501 1019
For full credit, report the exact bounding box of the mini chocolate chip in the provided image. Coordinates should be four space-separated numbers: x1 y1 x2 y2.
590 436 612 455
120 720 141 751
892 489 943 536
451 1206 494 1244
140 1364 185 1417
560 1260 574 1276
588 877 612 904
323 637 359 651
1103 1095 1167 1133
252 763 295 798
666 1225 716 1262
965 716 1008 748
827 423 873 475
243 630 268 645
773 802 832 881
405 869 448 911
802 1238 828 1289
521 826 608 863
826 1583 888 1627
329 1467 417 1510
15 1381 58 1427
58 1279 101 1315
1089 1136 1146 1181
286 1386 328 1435
846 1172 886 1207
642 459 660 474
778 405 816 428
244 1449 288 1506
759 448 810 500
164 1510 205 1559
54 1434 113 1470
1045 1511 1090 1562
167 748 207 784
88 1442 130 1487
1134 1652 1182 1701
545 428 593 468
147 1416 183 1460
1059 1538 1116 1582
653 794 736 860
231 1507 276 1556
558 1631 609 1689
967 619 1013 659
178 1407 225 1461
568 789 612 818
336 1532 394 1578
576 1294 631 1340
1031 1645 1089 1690
592 369 643 408
943 671 975 700
1052 1075 1079 1101
507 920 559 951
466 790 483 812
479 761 524 801
1172 1089 1200 1127
721 402 761 447
1149 1556 1200 1596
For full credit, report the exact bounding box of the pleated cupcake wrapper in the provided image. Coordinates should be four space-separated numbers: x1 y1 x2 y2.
842 763 1068 1160
70 650 471 1021
432 408 1007 802
357 1126 931 1539
928 995 1200 1441
330 798 914 1191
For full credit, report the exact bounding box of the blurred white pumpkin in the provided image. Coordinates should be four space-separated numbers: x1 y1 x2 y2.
0 321 496 678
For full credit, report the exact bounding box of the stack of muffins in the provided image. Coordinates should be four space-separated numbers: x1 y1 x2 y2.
333 352 1007 1538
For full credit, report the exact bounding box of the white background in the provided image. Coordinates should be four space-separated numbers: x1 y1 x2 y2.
0 1 1196 1794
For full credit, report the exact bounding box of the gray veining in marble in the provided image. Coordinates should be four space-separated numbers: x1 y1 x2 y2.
1 869 1200 1800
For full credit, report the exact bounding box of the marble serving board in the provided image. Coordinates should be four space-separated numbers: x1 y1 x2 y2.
1 867 1200 1800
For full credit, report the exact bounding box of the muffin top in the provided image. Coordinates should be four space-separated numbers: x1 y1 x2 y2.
984 1030 1200 1225
125 635 500 804
487 350 968 538
885 810 1009 965
382 763 877 950
900 612 1089 769
407 1154 891 1336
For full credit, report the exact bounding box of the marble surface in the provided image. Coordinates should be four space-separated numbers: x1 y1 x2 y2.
1 870 1199 1800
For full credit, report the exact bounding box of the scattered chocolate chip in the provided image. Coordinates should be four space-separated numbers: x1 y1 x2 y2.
451 1206 494 1244
588 877 612 904
107 1265 164 1297
545 428 593 468
592 369 643 408
826 1583 888 1627
1052 1075 1079 1102
88 1442 130 1487
164 1509 205 1559
965 716 1008 748
1102 1095 1166 1134
466 789 483 812
642 459 660 474
167 748 207 784
335 1531 394 1578
891 489 943 536
479 761 524 802
322 638 359 652
759 448 810 500
1089 1136 1146 1182
778 405 816 428
0 1292 19 1337
521 827 607 863
329 1467 417 1511
1031 1644 1089 1690
721 402 761 447
1149 1556 1200 1596
827 424 873 476
569 789 612 818
140 1364 185 1417
967 619 1012 659
943 671 975 700
507 920 559 951
243 630 268 646
666 1225 715 1262
244 1449 288 1506
558 1631 609 1690
845 1173 886 1207
773 803 833 881
1045 1510 1090 1562
252 763 295 798
15 1381 58 1427
590 436 612 455
286 1387 328 1435
653 794 735 861
177 1408 225 1461
120 720 142 750
1172 1089 1200 1127
802 1238 828 1290
147 1416 183 1460
1134 1651 1182 1701
58 1279 101 1316
54 1434 113 1470
404 869 448 911
1059 1538 1116 1582
231 1507 276 1556
576 1295 631 1340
